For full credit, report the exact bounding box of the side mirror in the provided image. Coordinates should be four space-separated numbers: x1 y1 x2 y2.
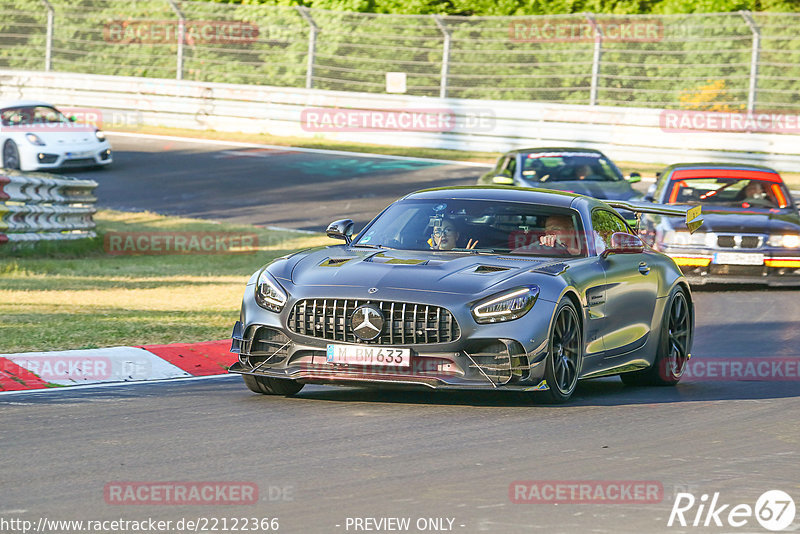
643 184 656 202
326 219 354 244
492 175 514 185
627 172 641 184
602 232 644 257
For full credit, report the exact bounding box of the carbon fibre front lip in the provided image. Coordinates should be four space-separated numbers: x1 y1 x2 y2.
229 361 550 391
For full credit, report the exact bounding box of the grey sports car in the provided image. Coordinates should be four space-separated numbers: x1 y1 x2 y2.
477 147 641 201
229 187 700 403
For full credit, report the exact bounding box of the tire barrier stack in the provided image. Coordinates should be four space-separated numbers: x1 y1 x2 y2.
0 170 98 245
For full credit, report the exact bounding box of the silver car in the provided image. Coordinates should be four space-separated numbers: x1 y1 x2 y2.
230 187 700 403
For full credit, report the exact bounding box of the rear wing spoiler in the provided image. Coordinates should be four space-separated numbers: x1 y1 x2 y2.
606 200 703 234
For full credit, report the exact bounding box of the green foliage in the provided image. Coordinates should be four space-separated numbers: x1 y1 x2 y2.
1 0 798 110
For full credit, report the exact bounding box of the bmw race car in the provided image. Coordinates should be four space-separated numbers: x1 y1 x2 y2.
639 163 800 285
230 187 701 403
0 100 112 171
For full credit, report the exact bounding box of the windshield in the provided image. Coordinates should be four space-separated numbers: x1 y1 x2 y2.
666 177 792 209
353 199 587 257
0 106 70 127
520 152 623 183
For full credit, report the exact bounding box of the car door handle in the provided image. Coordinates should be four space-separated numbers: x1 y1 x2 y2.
638 262 651 275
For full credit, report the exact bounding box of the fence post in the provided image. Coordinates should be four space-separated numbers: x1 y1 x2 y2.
296 7 317 90
40 0 54 72
740 11 760 113
433 15 450 99
166 0 185 80
584 12 602 106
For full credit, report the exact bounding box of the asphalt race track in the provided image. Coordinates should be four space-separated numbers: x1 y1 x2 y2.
72 134 484 231
3 134 799 534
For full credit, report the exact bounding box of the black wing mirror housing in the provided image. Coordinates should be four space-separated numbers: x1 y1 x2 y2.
326 219 354 244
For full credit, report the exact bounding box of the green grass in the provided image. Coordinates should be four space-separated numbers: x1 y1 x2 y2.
0 210 328 353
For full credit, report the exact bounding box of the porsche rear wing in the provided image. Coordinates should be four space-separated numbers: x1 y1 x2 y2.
606 200 703 233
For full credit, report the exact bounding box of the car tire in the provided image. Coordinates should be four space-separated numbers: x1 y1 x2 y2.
242 374 304 396
542 298 583 403
3 140 20 170
620 286 691 387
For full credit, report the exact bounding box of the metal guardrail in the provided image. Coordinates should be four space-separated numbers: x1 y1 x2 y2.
0 170 97 244
3 69 800 173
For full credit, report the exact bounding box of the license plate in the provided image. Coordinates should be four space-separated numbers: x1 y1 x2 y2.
326 344 410 367
65 151 92 158
713 252 764 265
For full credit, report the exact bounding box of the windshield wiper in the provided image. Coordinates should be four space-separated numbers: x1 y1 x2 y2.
351 243 385 249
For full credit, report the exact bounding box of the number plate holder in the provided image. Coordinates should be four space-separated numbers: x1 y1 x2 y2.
713 252 764 265
326 344 411 368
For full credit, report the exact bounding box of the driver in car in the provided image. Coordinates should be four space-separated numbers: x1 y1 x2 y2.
574 164 593 180
538 214 581 255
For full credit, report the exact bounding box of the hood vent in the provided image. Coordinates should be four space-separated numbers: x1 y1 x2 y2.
320 257 352 267
474 265 511 274
364 253 428 265
531 262 569 275
495 257 543 263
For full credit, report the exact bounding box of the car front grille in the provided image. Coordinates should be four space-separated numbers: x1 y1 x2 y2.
288 299 460 345
716 234 763 249
61 158 96 166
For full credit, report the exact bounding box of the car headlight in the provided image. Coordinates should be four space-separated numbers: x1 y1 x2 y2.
255 269 288 312
95 130 106 142
662 230 708 247
25 133 45 146
767 234 800 248
472 286 539 324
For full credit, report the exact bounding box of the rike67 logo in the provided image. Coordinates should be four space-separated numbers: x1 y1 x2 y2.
668 490 796 531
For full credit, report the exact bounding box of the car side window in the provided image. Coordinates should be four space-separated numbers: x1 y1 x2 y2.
653 172 669 202
499 155 516 176
591 209 630 253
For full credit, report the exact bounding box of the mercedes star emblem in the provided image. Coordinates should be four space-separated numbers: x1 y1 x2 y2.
351 304 384 341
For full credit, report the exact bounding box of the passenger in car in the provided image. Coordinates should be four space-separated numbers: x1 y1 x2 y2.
430 219 479 250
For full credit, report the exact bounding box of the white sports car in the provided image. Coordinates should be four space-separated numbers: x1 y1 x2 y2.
0 100 112 171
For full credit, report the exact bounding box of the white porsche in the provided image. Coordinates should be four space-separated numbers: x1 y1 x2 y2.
0 100 112 171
